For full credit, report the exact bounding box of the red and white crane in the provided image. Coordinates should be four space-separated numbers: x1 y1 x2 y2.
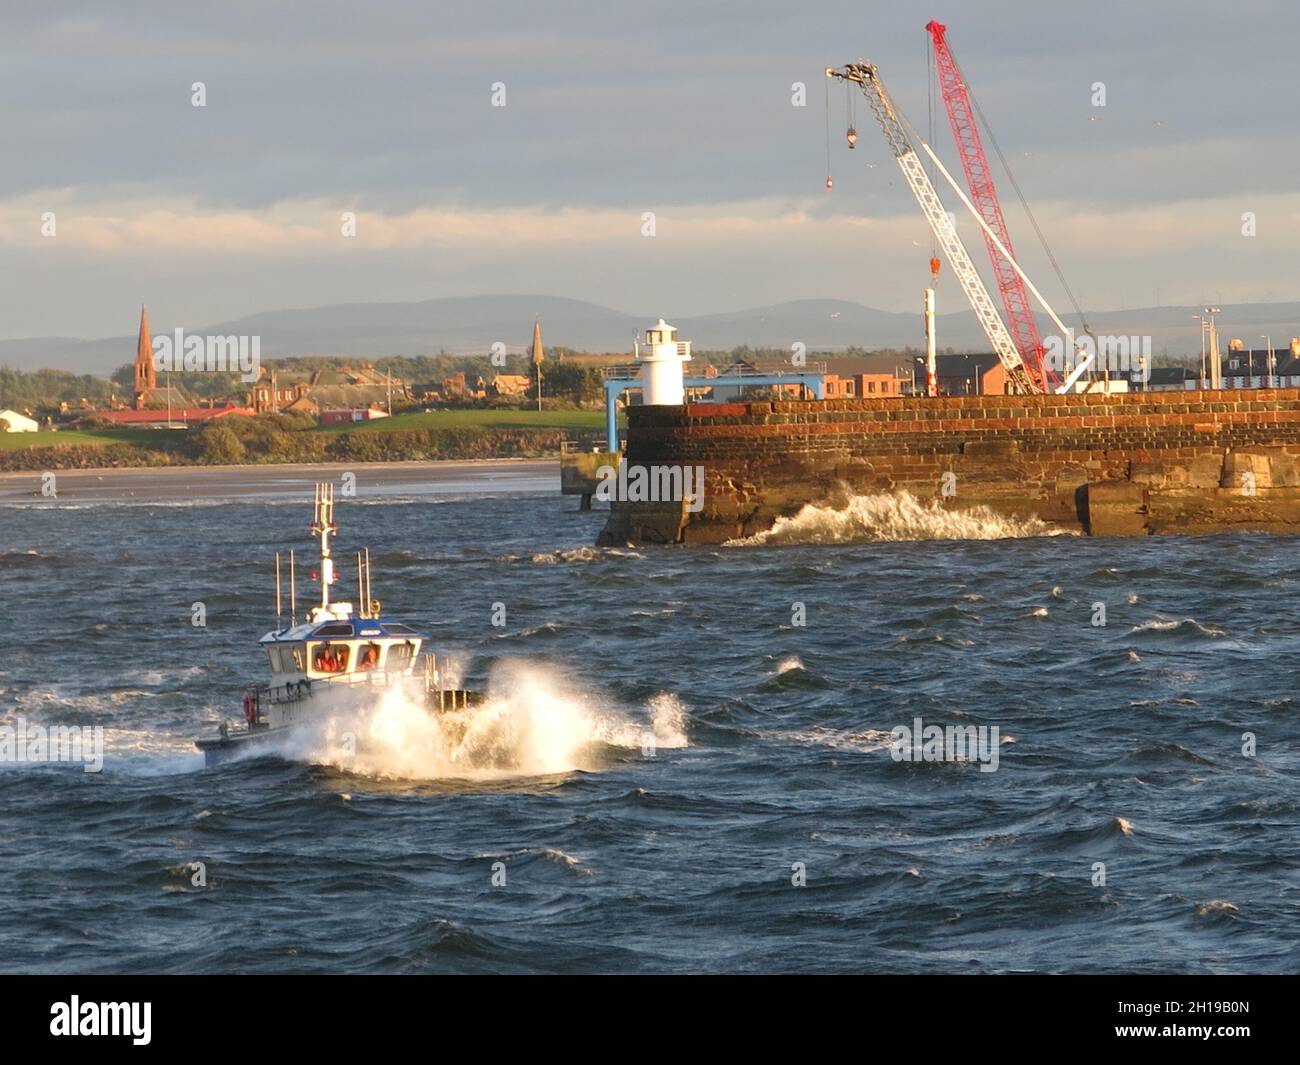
826 61 1040 394
828 50 1094 395
925 20 1054 391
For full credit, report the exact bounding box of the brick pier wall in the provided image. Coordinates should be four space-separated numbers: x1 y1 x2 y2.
597 389 1300 544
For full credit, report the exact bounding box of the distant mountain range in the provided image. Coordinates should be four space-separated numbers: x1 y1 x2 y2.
3 295 1298 376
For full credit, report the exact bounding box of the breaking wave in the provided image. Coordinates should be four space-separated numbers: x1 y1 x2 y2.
726 491 1067 546
282 660 688 780
759 725 898 753
1128 618 1226 638
526 546 644 565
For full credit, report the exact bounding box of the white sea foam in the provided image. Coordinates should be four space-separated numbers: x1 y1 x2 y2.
726 491 1068 546
762 725 897 753
527 546 644 564
1129 618 1226 637
285 660 688 780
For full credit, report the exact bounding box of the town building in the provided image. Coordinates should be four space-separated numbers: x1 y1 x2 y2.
440 372 487 400
1217 337 1300 386
1145 367 1200 391
820 355 913 398
249 370 308 413
926 353 1008 395
75 405 254 429
708 358 809 400
0 409 38 432
250 362 410 414
491 374 531 397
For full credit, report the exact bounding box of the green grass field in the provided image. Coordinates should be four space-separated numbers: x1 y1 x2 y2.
0 408 614 455
313 408 611 433
0 427 182 452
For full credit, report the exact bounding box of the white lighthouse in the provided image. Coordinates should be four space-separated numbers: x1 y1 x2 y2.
637 319 691 405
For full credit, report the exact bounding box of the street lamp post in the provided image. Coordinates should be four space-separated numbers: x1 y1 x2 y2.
1193 315 1207 388
1204 308 1222 389
1261 335 1274 387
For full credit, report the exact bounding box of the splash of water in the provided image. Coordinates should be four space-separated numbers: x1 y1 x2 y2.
727 490 1065 546
284 660 688 780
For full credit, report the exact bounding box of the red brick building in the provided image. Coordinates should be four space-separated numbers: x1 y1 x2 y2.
74 405 254 428
820 355 913 398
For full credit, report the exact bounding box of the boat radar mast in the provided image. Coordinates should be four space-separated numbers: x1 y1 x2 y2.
308 482 345 623
273 483 377 631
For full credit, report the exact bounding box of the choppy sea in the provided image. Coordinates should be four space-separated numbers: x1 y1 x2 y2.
0 466 1296 973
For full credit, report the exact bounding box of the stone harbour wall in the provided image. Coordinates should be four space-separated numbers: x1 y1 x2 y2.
596 389 1300 544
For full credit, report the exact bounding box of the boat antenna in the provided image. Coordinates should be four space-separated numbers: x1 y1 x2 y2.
365 547 376 616
310 482 336 611
275 551 283 631
289 548 297 627
357 551 366 619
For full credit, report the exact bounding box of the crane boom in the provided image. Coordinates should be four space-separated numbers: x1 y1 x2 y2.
826 62 1038 394
926 21 1050 391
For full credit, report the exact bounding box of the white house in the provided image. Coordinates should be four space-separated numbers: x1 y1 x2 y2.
0 409 38 432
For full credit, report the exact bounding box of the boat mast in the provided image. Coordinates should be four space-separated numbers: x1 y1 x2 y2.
310 482 336 611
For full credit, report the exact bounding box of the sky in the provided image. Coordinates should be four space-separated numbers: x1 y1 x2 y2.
1 0 1297 340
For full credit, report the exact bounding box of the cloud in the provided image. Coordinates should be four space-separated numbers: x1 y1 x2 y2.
3 186 1294 262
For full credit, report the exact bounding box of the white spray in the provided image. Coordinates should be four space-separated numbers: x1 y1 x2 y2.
281 659 687 780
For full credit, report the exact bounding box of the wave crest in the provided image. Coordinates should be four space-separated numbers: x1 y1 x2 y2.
284 661 687 780
726 491 1065 546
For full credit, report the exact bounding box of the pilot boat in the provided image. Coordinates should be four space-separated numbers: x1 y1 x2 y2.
195 483 483 767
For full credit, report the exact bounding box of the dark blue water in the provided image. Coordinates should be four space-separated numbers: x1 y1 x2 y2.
1 471 1297 973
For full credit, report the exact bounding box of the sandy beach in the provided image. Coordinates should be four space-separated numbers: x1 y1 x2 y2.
0 458 558 503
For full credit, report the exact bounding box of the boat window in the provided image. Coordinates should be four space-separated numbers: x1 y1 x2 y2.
386 641 416 671
357 643 382 671
291 645 305 672
384 623 419 635
311 642 351 674
315 622 354 637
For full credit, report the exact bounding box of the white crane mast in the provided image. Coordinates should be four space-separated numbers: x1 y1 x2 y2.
826 62 1039 394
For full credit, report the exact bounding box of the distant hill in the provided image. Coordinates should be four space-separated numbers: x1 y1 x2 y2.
2 295 1298 376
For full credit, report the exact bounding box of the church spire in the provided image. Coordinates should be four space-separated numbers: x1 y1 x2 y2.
531 319 544 414
531 319 544 366
133 304 156 409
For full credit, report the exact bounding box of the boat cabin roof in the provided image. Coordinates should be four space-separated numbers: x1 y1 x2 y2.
259 617 429 645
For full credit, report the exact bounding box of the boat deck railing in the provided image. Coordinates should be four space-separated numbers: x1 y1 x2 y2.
250 667 410 716
559 438 611 454
241 657 475 727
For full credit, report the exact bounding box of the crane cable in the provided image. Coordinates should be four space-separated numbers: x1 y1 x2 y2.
958 61 1093 340
824 74 832 186
926 32 938 266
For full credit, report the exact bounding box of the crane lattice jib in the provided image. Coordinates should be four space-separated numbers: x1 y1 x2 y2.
827 62 1037 394
925 22 1050 392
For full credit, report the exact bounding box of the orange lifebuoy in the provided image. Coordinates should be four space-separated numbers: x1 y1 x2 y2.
242 691 257 724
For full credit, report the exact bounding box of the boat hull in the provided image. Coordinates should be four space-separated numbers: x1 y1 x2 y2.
195 688 488 768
